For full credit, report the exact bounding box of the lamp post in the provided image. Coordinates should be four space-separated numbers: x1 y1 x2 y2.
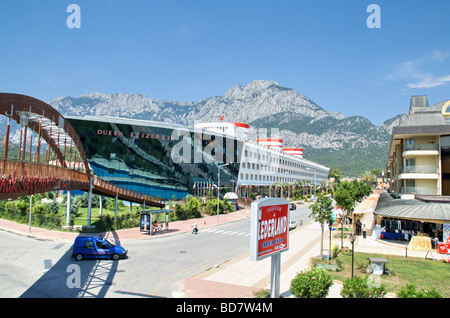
217 163 230 224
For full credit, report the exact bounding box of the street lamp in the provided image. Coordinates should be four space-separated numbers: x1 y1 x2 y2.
217 163 230 224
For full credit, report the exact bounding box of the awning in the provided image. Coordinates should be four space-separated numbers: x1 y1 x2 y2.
374 192 450 223
353 193 380 214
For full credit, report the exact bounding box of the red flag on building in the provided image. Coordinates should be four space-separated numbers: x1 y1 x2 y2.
220 115 225 121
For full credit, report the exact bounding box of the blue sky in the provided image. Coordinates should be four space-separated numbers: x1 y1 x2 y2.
1 0 449 125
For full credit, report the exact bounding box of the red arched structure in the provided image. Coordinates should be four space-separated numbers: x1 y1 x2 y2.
0 93 90 173
0 93 164 208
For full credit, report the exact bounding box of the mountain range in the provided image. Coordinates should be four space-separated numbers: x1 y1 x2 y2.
47 80 403 176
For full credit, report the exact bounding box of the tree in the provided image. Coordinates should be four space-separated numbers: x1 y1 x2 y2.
309 194 334 260
334 181 372 247
334 181 356 215
329 168 343 184
334 181 357 248
359 170 377 186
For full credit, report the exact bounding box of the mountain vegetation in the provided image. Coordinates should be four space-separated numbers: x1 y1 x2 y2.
32 80 404 176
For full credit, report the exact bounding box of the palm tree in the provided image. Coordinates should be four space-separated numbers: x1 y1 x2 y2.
360 170 377 186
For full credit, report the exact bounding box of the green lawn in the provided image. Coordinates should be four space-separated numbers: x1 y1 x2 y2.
327 251 450 297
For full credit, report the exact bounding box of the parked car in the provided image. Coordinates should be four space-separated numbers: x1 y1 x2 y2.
72 236 128 261
289 203 297 210
289 219 297 230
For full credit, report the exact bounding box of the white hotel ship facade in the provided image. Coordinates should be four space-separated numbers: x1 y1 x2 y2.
68 115 329 200
195 121 329 196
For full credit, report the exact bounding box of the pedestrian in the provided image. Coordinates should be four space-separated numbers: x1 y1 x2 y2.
192 221 198 235
362 224 367 239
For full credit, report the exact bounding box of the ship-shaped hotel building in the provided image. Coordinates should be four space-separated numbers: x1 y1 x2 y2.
67 116 330 200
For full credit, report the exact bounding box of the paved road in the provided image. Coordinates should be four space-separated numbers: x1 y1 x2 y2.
0 231 72 298
0 203 313 298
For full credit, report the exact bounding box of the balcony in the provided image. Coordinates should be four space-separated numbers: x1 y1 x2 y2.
401 165 438 173
403 144 439 157
401 187 438 195
404 143 438 151
399 165 439 180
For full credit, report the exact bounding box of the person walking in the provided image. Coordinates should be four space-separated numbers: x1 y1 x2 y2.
362 224 367 239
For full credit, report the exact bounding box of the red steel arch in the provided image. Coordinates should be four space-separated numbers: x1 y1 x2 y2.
0 93 90 175
0 93 164 208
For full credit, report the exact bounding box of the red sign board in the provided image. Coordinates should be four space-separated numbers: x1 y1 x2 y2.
437 236 450 254
250 198 289 261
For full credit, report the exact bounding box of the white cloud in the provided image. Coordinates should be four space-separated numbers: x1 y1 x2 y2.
432 50 449 62
388 50 450 89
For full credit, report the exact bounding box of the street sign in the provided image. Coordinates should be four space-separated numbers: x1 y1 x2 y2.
250 198 289 261
250 197 289 298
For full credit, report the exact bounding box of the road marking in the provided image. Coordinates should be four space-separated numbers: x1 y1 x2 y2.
202 228 249 236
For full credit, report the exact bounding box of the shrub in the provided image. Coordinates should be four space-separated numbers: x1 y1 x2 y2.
290 267 333 298
332 245 340 259
253 289 270 298
293 189 302 200
204 198 232 216
48 201 60 214
340 275 386 298
32 203 50 215
15 200 30 213
174 203 189 220
397 283 442 298
186 196 202 219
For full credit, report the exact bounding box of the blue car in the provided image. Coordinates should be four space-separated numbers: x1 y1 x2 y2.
72 236 128 261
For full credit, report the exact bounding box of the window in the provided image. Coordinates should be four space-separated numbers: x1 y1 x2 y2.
405 138 415 151
405 179 415 188
84 241 95 248
441 100 450 115
405 158 416 173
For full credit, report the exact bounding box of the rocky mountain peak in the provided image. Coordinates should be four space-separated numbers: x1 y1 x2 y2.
45 80 400 176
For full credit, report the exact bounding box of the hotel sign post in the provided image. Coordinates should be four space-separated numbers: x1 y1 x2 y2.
250 198 289 298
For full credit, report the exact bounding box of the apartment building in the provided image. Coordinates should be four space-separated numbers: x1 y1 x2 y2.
387 95 450 198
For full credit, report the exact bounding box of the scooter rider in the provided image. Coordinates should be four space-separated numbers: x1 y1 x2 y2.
192 221 198 234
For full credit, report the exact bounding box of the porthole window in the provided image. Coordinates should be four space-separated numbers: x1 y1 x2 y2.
441 100 450 122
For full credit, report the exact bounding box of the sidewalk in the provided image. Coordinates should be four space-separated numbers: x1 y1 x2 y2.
0 207 251 242
181 222 444 299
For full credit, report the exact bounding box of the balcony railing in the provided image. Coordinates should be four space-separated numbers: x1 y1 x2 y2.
401 187 438 195
401 165 438 174
403 144 438 151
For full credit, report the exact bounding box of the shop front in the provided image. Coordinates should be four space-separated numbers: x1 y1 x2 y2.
374 192 450 252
